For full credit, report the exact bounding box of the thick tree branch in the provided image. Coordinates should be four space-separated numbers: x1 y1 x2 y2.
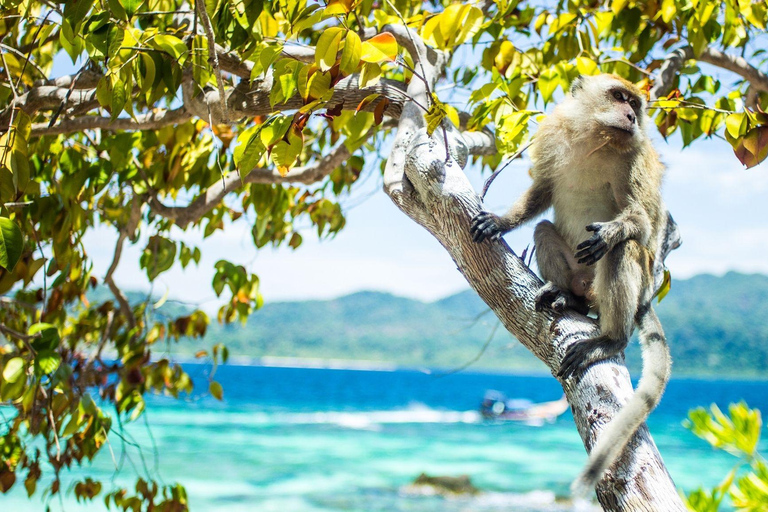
383 22 685 512
699 47 768 93
30 107 191 136
652 45 768 100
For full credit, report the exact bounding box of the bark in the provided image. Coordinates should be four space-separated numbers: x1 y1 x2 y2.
382 27 685 512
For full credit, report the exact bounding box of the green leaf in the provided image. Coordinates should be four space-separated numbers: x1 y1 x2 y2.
233 125 266 177
110 78 126 121
29 323 61 352
63 0 96 28
339 31 362 76
271 130 304 175
140 236 177 280
209 381 223 400
34 350 61 376
120 0 142 17
725 113 748 139
0 217 23 271
2 357 25 383
315 27 343 72
151 34 187 60
539 69 559 104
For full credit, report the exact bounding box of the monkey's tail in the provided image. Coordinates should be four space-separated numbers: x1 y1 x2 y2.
570 305 671 497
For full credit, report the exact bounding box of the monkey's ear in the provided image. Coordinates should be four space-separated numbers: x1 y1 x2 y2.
569 76 586 95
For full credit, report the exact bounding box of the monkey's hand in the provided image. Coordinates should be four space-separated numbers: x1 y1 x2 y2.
470 211 508 243
575 222 616 265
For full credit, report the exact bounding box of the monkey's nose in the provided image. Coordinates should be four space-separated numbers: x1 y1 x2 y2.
627 113 636 124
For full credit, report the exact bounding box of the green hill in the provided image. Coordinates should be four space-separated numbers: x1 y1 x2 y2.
166 271 768 377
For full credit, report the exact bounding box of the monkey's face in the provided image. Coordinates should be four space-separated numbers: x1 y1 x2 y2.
568 74 648 152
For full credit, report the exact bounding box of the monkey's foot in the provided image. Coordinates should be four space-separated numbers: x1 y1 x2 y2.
470 211 506 243
557 336 629 379
535 282 590 315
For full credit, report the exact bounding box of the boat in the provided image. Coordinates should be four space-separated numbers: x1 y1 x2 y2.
480 391 569 425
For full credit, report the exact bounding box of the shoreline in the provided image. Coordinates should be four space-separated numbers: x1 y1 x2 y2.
166 353 768 381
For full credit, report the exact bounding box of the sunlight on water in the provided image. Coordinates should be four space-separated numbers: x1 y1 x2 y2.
3 365 767 511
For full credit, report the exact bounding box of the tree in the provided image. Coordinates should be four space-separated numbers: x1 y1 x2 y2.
0 0 766 509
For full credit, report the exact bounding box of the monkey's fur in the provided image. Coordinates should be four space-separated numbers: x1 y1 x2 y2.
471 74 671 494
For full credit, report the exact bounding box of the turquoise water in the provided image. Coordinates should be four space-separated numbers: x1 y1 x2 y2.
2 364 767 511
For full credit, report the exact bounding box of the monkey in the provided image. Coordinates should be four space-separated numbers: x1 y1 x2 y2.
470 74 671 494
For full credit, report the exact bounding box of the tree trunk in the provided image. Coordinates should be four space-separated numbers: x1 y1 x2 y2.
382 28 685 512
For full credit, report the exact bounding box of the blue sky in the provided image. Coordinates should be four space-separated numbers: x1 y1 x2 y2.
82 130 768 309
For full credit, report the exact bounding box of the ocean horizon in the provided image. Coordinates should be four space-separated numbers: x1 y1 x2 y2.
3 363 766 511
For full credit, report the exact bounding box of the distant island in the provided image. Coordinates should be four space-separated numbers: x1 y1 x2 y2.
164 271 768 378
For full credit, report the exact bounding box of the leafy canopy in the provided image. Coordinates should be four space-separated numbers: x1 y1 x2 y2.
0 0 766 508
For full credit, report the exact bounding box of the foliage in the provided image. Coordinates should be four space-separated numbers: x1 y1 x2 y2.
0 0 765 508
683 402 768 512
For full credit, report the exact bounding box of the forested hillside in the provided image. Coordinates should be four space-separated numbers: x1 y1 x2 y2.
172 272 768 377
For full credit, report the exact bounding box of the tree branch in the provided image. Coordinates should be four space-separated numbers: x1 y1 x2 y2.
30 107 191 136
652 46 768 100
104 197 142 331
699 46 768 93
195 0 228 120
147 141 354 229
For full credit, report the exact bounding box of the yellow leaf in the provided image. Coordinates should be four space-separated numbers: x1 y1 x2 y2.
575 56 599 76
660 0 676 23
324 0 354 16
422 13 445 48
655 269 671 303
725 113 747 139
538 68 559 103
425 93 448 136
272 131 304 174
360 33 398 63
339 30 362 76
445 105 460 128
315 27 344 71
656 99 680 110
358 62 381 88
307 71 332 101
453 5 483 46
611 0 629 15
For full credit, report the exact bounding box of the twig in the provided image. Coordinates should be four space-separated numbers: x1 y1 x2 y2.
195 0 228 120
481 139 533 199
0 50 19 99
48 406 61 461
28 216 47 313
433 321 501 378
15 9 53 94
0 42 47 78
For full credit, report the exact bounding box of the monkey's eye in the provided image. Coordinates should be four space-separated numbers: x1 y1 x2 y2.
629 99 638 108
613 91 623 101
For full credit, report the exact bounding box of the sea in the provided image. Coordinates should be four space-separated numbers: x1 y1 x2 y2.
2 363 768 511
